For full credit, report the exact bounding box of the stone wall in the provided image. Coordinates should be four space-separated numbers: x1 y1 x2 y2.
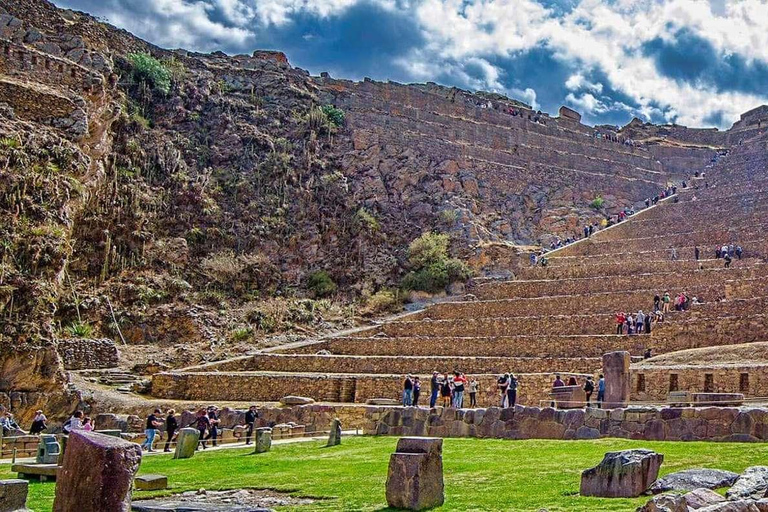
150 371 589 407
185 353 601 375
368 404 768 442
56 338 119 370
631 365 768 402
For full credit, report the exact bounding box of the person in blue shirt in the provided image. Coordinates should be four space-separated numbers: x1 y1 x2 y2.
597 374 606 409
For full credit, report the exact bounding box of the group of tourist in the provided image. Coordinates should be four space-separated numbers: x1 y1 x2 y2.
552 374 606 407
0 406 25 436
715 244 743 261
593 131 636 146
614 291 702 335
403 372 480 409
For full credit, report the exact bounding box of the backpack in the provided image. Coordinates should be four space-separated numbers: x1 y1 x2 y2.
62 418 72 433
584 380 594 392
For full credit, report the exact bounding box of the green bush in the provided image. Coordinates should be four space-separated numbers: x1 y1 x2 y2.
354 207 380 232
307 270 337 298
321 105 345 127
128 53 171 94
408 232 450 268
362 289 402 316
590 195 605 210
65 321 93 338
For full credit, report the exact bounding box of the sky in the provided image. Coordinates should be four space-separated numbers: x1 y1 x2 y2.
52 0 768 129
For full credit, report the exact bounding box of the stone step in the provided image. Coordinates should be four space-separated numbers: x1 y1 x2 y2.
280 334 652 358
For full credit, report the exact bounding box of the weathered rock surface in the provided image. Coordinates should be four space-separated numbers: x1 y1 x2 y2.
0 479 29 512
280 396 315 406
53 431 142 512
727 467 768 501
254 428 271 454
173 428 199 459
649 468 740 494
386 437 444 510
580 449 664 498
639 488 727 511
327 418 341 447
134 474 168 491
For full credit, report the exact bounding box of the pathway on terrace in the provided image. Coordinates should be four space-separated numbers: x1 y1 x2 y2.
150 132 768 407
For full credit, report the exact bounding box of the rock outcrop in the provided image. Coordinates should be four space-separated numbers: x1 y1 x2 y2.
649 468 740 494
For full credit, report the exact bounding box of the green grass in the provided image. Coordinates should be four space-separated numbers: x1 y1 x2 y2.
4 436 768 511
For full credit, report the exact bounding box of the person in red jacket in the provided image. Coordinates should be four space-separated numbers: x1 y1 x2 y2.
615 311 626 334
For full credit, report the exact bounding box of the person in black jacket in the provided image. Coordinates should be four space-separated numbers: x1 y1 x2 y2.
163 409 178 452
244 405 258 445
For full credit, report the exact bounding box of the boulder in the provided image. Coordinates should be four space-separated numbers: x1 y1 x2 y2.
327 418 341 447
580 449 664 498
649 468 740 494
684 488 727 509
280 396 315 406
52 431 141 512
726 466 768 500
386 437 444 510
0 479 28 512
173 428 199 460
255 428 272 454
134 474 168 491
638 488 726 512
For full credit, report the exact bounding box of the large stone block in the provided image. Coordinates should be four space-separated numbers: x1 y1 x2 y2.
52 431 142 512
173 428 199 459
602 351 631 408
134 474 168 491
327 418 341 447
580 449 664 498
35 435 60 464
255 428 272 454
386 438 444 510
0 479 28 512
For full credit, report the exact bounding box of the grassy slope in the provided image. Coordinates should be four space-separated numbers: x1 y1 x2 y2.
4 436 768 511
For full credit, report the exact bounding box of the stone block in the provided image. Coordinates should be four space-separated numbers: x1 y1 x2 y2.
327 418 341 447
602 351 631 408
52 431 142 512
35 435 60 465
280 396 315 406
0 479 28 512
173 428 199 459
255 428 272 454
727 466 768 500
386 438 444 510
580 449 664 498
134 474 167 491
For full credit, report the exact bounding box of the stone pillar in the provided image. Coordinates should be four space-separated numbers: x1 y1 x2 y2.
36 434 60 464
327 418 341 447
52 431 141 512
603 351 631 408
386 437 444 510
254 428 272 454
0 479 28 512
173 428 199 459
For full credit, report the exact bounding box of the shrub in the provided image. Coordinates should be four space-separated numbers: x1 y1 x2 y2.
200 251 277 293
65 321 93 338
590 195 605 210
408 232 450 268
321 105 345 127
128 53 171 94
440 209 458 225
229 326 253 342
307 270 337 298
354 207 380 233
362 289 402 316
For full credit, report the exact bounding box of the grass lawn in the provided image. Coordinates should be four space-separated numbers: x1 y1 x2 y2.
3 436 768 511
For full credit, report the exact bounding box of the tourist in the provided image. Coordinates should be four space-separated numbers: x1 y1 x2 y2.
584 226 589 238
29 410 47 435
440 374 452 408
206 406 220 447
468 377 478 407
430 372 439 408
141 409 162 452
722 244 729 257
63 410 84 434
635 310 645 334
653 294 661 312
0 412 22 436
82 417 94 432
669 246 678 260
413 377 421 407
615 311 625 334
195 409 210 450
694 246 700 260
244 406 258 445
507 373 518 408
715 246 721 259
662 292 671 313
530 253 537 266
402 374 413 406
497 373 510 407
165 409 178 452
724 254 732 268
736 246 743 259
596 374 605 408
452 372 466 408
552 374 565 388
644 312 652 334
583 377 595 407
567 376 578 386
625 313 634 335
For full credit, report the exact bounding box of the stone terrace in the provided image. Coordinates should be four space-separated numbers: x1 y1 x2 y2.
150 110 768 408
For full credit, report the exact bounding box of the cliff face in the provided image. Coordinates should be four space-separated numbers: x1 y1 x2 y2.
0 0 754 417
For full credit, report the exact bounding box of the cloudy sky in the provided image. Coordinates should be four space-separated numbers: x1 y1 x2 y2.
52 0 768 128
